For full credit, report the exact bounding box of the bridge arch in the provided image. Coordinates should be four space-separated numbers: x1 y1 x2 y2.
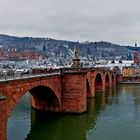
4 82 61 120
105 73 111 89
0 75 62 140
94 73 103 91
86 78 91 97
29 85 60 111
6 85 61 140
111 74 116 86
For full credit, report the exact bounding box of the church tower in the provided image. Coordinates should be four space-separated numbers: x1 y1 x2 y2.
133 43 139 65
43 41 46 52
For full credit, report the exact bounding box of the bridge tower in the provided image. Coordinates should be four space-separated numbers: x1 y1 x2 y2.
134 42 139 65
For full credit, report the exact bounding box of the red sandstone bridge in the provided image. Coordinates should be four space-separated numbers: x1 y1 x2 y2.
0 67 120 140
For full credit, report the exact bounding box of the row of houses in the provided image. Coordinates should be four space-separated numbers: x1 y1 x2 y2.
122 66 140 77
0 49 40 60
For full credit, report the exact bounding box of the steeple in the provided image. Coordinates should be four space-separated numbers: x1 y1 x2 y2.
135 42 137 47
43 41 46 52
134 42 139 65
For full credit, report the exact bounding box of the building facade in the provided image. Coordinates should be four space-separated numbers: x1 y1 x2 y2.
122 66 140 77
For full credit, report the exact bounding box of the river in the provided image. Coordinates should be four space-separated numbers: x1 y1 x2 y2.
7 84 140 140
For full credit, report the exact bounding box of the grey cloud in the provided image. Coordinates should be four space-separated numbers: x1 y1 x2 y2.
0 0 140 45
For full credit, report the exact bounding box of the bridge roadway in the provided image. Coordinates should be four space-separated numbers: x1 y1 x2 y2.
0 72 60 82
0 67 120 140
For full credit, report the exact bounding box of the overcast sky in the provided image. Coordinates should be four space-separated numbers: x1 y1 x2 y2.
0 0 140 45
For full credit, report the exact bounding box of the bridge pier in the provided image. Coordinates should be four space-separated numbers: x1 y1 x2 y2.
0 96 7 140
116 74 123 84
61 72 86 113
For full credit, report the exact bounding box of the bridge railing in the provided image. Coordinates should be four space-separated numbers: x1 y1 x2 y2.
0 68 61 81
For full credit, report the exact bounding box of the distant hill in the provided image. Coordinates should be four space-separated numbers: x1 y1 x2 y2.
0 34 135 60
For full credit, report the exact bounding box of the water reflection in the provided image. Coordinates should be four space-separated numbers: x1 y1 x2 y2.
7 93 31 140
8 85 140 140
87 85 140 140
25 88 115 140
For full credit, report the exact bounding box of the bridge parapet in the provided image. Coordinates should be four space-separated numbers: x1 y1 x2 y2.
49 67 111 74
61 67 89 74
0 67 114 83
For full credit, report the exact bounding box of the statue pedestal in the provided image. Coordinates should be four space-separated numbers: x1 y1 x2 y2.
72 58 81 67
71 47 82 67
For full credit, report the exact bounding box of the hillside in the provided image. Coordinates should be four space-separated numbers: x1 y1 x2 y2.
0 34 134 60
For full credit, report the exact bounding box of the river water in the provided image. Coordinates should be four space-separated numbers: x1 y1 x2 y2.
7 84 140 140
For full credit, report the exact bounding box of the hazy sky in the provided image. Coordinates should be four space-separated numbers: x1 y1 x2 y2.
0 0 140 45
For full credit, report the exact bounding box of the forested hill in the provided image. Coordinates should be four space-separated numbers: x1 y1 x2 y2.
0 34 136 59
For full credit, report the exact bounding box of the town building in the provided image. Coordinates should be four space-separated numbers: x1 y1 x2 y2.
122 43 140 79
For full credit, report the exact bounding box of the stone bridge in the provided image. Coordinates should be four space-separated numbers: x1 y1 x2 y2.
0 67 119 140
